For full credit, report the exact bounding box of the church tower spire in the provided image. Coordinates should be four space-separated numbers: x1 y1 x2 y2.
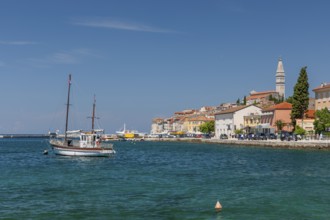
276 58 285 98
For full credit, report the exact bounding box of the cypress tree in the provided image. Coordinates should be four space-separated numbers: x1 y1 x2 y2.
236 98 240 105
291 66 309 129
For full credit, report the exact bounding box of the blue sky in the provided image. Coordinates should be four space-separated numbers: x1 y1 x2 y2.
1 0 329 134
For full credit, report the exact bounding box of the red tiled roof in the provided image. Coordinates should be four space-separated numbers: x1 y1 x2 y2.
274 102 292 109
186 116 214 122
174 110 197 115
305 110 315 119
250 90 277 95
215 105 252 115
262 102 292 112
246 91 278 101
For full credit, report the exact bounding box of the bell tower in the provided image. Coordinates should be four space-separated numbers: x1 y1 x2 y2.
276 58 285 98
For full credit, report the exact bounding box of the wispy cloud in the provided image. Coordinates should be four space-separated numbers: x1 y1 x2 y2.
26 48 97 67
71 17 177 33
0 40 38 45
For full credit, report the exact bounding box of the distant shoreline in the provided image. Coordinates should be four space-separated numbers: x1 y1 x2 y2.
1 135 329 150
145 137 330 150
0 134 50 138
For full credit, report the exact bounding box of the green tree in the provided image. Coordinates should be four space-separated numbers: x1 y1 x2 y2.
269 94 284 104
199 121 215 133
243 96 247 105
291 67 309 130
275 120 285 133
294 125 306 135
277 96 284 104
313 108 330 134
236 98 240 105
269 94 273 101
286 96 293 104
234 129 243 134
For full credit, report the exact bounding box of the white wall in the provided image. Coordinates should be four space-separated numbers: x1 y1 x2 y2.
234 105 262 131
215 113 234 138
215 105 262 139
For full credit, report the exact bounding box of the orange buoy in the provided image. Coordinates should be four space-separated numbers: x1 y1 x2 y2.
215 200 222 212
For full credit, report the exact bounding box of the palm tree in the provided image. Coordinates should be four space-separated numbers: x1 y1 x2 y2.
275 120 285 133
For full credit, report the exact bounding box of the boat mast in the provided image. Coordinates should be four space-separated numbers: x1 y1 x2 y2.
88 95 99 133
92 95 96 132
64 74 71 142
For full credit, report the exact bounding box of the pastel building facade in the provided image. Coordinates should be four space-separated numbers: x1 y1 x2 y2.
183 116 214 133
295 110 315 133
313 82 330 110
261 102 293 132
214 105 262 138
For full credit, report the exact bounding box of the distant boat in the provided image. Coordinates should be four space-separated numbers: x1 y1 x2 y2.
116 123 140 139
49 74 116 157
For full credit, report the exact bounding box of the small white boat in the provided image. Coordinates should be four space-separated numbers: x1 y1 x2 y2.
49 74 116 157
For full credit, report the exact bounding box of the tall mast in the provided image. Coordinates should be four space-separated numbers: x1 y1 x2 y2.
64 74 71 141
92 95 96 132
88 95 99 133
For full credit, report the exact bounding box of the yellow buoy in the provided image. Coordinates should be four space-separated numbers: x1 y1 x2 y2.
215 200 222 212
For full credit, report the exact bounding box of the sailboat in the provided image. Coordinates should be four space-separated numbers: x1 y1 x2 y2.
50 74 116 157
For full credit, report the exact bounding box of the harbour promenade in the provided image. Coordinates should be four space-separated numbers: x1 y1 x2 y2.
145 137 330 150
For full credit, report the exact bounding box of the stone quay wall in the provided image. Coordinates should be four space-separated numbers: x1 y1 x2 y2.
144 138 330 150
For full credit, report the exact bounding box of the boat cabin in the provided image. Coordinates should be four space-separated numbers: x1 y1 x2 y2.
80 132 101 148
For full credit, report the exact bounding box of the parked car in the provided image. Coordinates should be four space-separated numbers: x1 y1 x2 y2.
202 133 211 139
220 134 228 139
247 133 255 140
267 133 277 140
280 131 295 141
256 133 267 140
236 134 245 140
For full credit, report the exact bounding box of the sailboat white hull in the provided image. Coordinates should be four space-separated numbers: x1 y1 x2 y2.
52 146 115 157
50 140 116 157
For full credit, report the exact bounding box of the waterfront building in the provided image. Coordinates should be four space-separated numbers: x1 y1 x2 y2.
243 113 272 134
244 113 261 129
171 117 185 133
261 102 292 133
296 110 315 133
214 105 262 138
151 106 217 135
308 97 315 110
183 115 214 133
151 118 165 134
313 82 330 111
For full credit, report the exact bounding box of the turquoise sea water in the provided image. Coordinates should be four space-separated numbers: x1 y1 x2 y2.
0 139 329 219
